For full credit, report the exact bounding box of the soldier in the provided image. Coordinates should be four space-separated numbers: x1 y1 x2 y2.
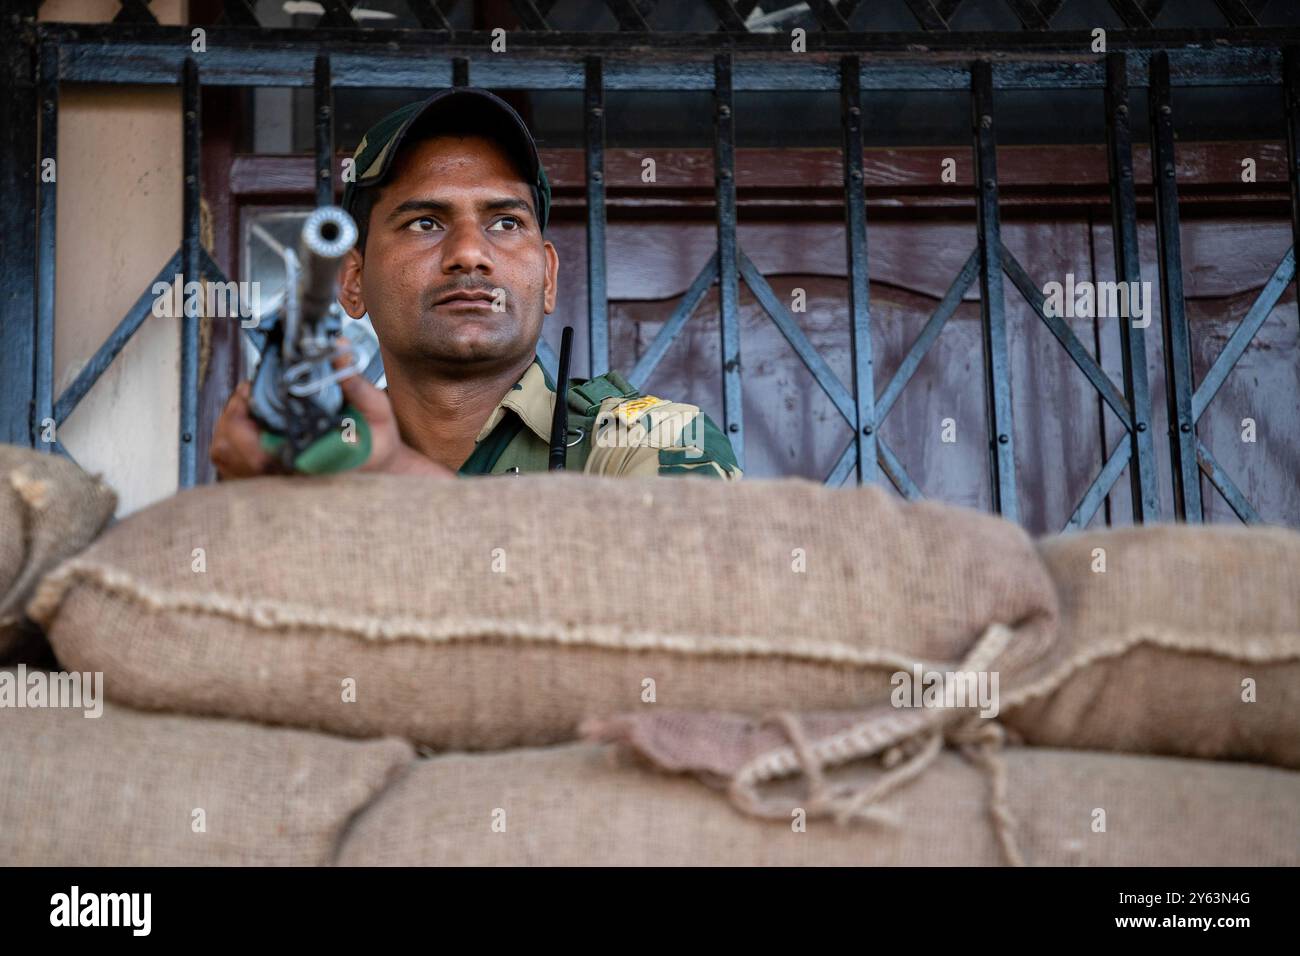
212 87 740 481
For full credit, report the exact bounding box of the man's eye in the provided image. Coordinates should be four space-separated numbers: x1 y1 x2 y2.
406 216 438 232
490 216 522 232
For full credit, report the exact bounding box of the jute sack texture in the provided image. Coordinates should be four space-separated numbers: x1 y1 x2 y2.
0 669 412 865
335 740 1300 866
1 444 117 662
571 523 1300 845
1002 523 1300 768
26 472 1058 750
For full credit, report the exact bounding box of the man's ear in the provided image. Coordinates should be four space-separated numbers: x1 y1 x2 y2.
339 247 367 319
542 239 559 315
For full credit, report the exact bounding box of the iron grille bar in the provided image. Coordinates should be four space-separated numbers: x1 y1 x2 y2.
905 0 951 31
1286 48 1300 310
1196 438 1263 523
936 0 965 21
180 56 201 489
1192 247 1295 422
1148 50 1201 521
584 56 608 378
827 440 856 487
1000 244 1131 423
34 40 57 453
736 252 853 420
705 0 750 32
1 11 38 445
201 250 229 287
828 431 923 498
406 1 454 32
879 440 923 500
840 56 877 485
220 1 261 29
1005 0 1059 30
603 0 651 32
54 252 184 427
34 24 1293 90
314 54 333 207
4 10 1295 525
319 0 359 30
1104 50 1160 522
1109 0 1155 29
51 436 79 467
971 60 1017 521
507 0 551 33
1214 0 1261 29
1067 436 1131 530
31 16 1291 43
1039 1 1068 25
713 53 743 469
875 249 979 421
805 0 851 32
627 252 717 389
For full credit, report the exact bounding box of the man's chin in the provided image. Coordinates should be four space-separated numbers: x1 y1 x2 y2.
418 334 532 373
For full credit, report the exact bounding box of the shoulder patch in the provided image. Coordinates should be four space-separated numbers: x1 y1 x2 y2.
595 396 706 451
580 387 742 481
611 395 668 425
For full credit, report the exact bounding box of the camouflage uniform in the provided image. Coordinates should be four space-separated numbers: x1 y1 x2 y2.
342 89 739 479
459 354 741 479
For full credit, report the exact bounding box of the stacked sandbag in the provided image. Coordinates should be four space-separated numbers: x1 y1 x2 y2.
22 458 1296 867
24 472 1059 751
0 667 412 866
0 444 117 663
335 741 1300 867
1002 523 1300 768
573 521 1300 848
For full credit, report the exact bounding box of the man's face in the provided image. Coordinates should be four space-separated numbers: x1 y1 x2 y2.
340 133 558 377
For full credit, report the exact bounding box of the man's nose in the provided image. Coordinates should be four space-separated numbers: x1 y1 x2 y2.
439 220 493 274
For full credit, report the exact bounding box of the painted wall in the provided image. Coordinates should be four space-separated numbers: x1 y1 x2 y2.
39 0 188 519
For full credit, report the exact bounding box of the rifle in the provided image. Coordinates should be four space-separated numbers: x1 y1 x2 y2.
248 205 381 474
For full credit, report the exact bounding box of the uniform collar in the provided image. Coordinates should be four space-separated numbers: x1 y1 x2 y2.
474 354 557 444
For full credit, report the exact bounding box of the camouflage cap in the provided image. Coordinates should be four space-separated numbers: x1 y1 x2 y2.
341 87 551 232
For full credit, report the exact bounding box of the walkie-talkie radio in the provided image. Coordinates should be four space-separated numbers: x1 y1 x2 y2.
547 326 575 471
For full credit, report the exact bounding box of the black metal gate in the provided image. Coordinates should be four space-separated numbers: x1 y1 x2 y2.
2 0 1297 529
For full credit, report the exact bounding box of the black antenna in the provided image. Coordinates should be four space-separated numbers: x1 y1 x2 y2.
548 326 574 471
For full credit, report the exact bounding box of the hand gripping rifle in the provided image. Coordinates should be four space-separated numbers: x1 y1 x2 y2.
248 206 381 474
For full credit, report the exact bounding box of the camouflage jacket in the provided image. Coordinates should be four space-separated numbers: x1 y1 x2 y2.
457 355 742 479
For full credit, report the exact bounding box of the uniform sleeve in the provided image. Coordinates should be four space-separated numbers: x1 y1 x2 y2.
583 398 742 480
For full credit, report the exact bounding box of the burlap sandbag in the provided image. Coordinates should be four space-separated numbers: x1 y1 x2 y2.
577 524 1300 834
1001 524 1300 768
335 740 1300 866
0 444 117 662
24 473 1057 750
0 668 412 865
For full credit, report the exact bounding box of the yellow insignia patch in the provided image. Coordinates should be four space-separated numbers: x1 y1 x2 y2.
612 395 668 425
